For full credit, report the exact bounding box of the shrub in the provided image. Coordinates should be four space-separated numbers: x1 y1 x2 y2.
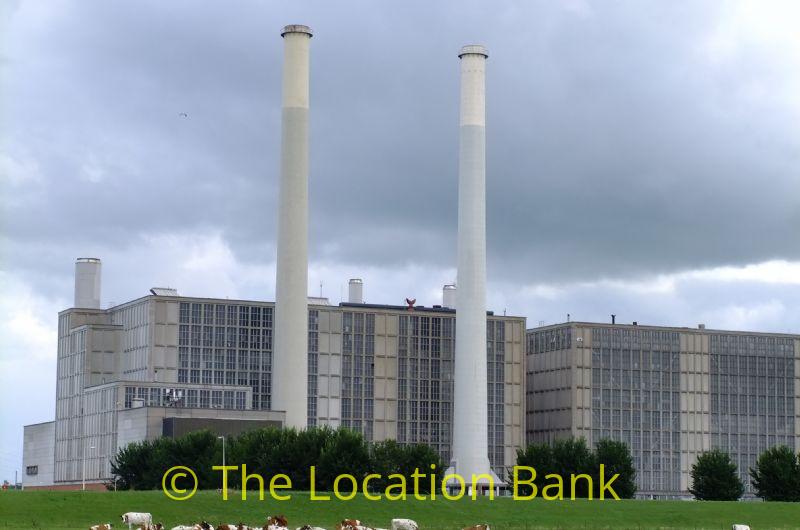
690 449 744 501
594 438 637 499
750 445 800 502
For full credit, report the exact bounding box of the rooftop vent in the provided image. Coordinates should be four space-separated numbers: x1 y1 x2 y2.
348 279 364 304
308 296 330 306
150 287 179 296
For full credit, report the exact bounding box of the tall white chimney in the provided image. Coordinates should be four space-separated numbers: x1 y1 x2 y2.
74 258 101 309
451 44 497 489
273 24 312 428
442 284 456 308
348 278 363 304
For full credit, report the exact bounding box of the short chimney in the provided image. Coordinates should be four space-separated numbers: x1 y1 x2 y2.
348 278 364 304
698 323 706 329
442 284 456 308
611 314 616 325
74 258 101 309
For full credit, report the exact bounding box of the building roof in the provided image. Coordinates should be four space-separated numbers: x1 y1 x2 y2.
527 320 800 338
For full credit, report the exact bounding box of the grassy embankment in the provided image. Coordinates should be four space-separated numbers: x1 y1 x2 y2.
1 490 799 529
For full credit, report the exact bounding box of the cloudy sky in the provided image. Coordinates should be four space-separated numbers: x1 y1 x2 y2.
1 0 799 482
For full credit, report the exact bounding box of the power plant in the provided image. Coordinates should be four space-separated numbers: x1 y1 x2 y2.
19 24 800 500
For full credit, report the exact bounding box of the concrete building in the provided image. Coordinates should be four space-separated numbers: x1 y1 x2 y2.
47 280 287 488
526 321 800 498
22 422 55 489
23 273 527 488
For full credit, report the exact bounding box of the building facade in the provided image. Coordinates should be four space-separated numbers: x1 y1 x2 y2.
526 322 800 498
22 422 55 489
28 290 526 487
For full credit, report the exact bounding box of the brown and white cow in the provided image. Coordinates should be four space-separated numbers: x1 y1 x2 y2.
334 520 362 530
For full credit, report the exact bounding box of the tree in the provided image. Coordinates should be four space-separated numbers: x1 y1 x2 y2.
514 442 554 496
689 449 744 501
110 440 155 490
750 445 800 501
316 427 370 490
551 437 596 498
370 440 443 494
515 437 596 498
594 438 637 499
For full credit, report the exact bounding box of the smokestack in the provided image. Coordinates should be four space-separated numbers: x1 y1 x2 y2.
442 284 456 308
451 44 497 488
348 279 363 304
273 24 312 428
74 258 101 309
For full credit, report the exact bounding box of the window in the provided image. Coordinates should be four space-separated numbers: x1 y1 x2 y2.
26 466 38 475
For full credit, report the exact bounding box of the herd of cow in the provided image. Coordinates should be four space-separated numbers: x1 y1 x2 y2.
87 512 492 530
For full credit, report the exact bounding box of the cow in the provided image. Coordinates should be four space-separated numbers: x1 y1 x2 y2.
732 526 751 530
122 514 153 530
334 520 362 530
217 524 249 530
462 526 490 530
296 526 327 530
265 516 288 530
335 523 382 530
391 520 418 530
90 524 113 530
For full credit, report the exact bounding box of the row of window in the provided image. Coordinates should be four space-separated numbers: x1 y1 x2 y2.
179 325 273 349
179 303 274 328
123 386 248 410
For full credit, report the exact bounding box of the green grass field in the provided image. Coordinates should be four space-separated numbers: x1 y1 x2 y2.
1 490 799 530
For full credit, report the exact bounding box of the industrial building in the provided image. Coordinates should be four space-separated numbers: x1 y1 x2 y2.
22 268 526 488
23 24 523 490
22 20 800 501
526 321 800 498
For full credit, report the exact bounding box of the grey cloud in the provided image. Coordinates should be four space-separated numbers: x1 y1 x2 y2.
3 0 800 285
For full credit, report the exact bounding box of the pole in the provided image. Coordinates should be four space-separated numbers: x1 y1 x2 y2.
218 436 226 469
82 445 95 491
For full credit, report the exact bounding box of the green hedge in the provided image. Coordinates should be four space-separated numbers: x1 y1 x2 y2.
110 426 443 491
514 437 637 499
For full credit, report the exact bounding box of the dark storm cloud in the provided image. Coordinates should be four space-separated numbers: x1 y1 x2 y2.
2 0 799 284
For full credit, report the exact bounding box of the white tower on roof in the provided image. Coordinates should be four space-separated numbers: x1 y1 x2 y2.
74 258 101 309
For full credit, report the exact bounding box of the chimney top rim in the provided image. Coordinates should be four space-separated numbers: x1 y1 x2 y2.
459 44 488 58
281 25 313 37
